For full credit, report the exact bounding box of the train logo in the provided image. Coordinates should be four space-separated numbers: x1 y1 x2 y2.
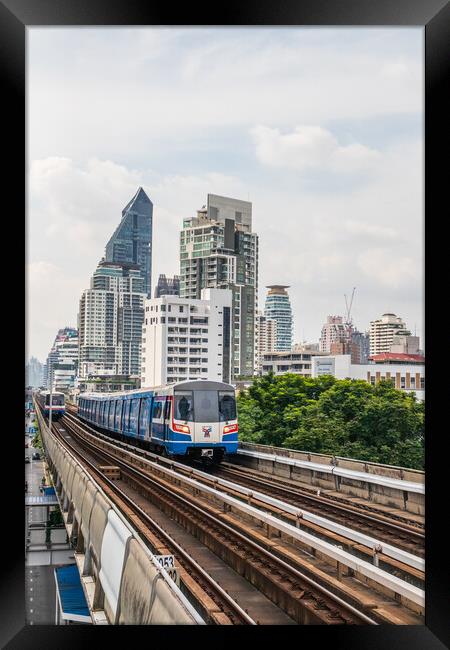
202 425 212 438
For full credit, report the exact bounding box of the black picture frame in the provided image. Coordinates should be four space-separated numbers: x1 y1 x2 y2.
3 0 448 647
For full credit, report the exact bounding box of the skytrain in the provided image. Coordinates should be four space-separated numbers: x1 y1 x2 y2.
35 390 66 420
77 379 238 463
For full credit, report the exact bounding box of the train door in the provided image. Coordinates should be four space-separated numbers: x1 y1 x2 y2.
163 397 171 441
138 397 151 441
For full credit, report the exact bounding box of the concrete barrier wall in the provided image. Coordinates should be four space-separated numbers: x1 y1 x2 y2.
239 442 424 484
118 539 196 624
237 442 424 515
36 403 202 625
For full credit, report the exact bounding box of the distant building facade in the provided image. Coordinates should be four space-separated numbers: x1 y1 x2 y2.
256 312 277 372
78 261 146 378
389 334 421 355
141 288 232 387
260 350 324 377
369 313 410 355
25 356 44 388
105 187 153 297
319 316 347 353
312 353 425 401
44 327 79 391
154 274 180 298
264 286 293 351
179 194 258 379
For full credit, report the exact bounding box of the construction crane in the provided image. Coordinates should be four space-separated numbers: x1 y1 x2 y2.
344 287 356 340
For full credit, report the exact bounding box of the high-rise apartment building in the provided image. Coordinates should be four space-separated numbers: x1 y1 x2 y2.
44 327 79 390
154 274 180 298
105 187 153 296
78 261 146 378
264 286 293 351
141 288 232 387
179 194 258 378
319 316 347 353
256 312 277 372
369 313 410 355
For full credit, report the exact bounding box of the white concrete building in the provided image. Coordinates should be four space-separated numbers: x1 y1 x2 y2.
260 350 324 376
312 354 425 401
369 313 410 355
141 288 232 388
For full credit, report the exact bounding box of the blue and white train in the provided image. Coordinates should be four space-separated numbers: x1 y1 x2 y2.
36 390 66 420
77 379 238 463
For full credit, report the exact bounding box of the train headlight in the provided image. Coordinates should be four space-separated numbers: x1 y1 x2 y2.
223 424 238 434
173 423 190 434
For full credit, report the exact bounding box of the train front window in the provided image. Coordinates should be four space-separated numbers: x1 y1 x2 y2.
193 390 219 423
218 391 236 421
52 395 64 406
174 391 194 422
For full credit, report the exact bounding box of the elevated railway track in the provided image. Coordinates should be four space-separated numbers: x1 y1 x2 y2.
43 408 424 625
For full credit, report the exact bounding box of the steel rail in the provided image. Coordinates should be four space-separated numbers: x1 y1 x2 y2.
49 419 257 625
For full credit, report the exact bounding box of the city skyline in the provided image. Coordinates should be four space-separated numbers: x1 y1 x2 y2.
28 27 424 361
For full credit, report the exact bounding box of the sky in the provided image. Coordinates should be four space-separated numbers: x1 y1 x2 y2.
27 27 424 363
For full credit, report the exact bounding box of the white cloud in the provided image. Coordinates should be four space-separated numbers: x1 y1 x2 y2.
356 248 418 289
251 125 381 174
27 28 424 358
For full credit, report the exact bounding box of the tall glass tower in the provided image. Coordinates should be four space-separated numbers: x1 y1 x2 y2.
264 286 293 351
105 187 153 296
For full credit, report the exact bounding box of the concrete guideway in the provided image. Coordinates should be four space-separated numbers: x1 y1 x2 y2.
137 458 425 609
237 448 425 494
175 464 425 573
60 414 424 611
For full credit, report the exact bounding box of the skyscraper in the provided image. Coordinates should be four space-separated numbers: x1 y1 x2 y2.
179 194 258 378
264 286 293 351
105 187 153 296
78 261 146 378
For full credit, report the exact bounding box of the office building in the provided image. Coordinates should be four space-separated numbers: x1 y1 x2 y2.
105 187 153 296
264 286 293 351
179 194 258 378
369 313 410 355
154 274 180 298
78 261 146 378
141 288 232 387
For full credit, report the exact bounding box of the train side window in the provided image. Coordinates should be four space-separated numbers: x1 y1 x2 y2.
152 401 162 420
139 398 150 436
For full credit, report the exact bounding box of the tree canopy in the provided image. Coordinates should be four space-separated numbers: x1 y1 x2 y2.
237 373 424 470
